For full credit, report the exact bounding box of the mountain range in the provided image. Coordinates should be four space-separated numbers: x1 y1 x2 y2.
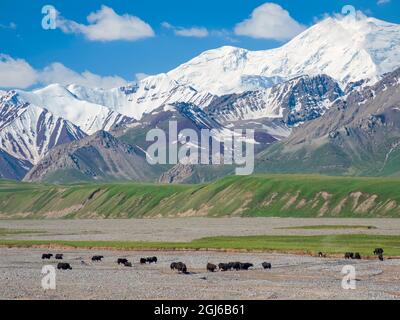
1 14 400 182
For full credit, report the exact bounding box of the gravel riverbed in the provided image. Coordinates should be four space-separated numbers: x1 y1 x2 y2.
1 248 399 300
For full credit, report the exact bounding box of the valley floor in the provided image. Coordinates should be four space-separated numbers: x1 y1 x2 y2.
2 218 400 242
2 218 400 300
1 248 399 300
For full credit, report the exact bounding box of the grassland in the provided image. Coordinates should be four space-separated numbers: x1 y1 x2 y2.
0 234 399 256
276 225 377 230
0 228 44 236
0 174 400 218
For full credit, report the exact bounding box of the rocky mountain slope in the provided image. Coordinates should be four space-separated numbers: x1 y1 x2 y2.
24 131 160 183
2 15 400 182
206 74 343 126
257 67 400 176
0 149 32 180
16 84 135 134
0 91 87 164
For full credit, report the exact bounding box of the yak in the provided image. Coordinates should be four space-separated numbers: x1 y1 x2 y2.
170 262 187 273
41 253 53 260
117 258 128 265
262 262 272 269
206 263 217 272
345 252 354 259
57 263 72 270
239 263 253 270
91 255 104 262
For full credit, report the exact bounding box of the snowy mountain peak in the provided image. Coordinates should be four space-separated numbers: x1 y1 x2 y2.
0 90 86 164
167 16 400 95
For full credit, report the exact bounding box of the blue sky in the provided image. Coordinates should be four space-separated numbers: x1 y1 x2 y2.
0 0 399 89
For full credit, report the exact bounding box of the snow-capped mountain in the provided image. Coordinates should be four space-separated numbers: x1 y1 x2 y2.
16 84 134 134
67 73 214 120
206 74 344 126
168 15 400 95
0 91 86 164
0 148 32 180
2 14 400 182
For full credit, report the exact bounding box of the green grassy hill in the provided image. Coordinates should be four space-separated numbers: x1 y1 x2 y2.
0 175 400 218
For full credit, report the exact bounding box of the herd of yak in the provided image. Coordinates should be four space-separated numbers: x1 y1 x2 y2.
41 248 386 272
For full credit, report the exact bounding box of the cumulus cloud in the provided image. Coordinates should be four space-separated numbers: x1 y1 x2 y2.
0 54 129 90
0 55 37 89
377 0 390 5
234 2 306 40
39 63 127 88
162 21 209 38
58 5 154 42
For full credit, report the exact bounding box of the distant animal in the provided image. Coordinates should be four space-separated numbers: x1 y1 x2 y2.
231 262 241 271
171 262 187 273
57 263 72 270
239 263 253 270
354 253 361 260
140 258 147 264
55 254 63 260
345 252 354 259
124 261 132 267
206 263 217 272
218 263 231 272
91 255 104 262
318 252 326 258
378 254 384 261
262 262 272 269
176 262 187 274
146 256 157 264
374 248 384 255
117 258 128 265
42 253 53 260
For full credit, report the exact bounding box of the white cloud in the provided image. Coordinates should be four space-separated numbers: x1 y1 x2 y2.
175 27 209 38
162 21 209 38
58 5 155 42
234 2 306 40
377 0 390 5
0 55 37 89
0 54 129 90
39 63 127 89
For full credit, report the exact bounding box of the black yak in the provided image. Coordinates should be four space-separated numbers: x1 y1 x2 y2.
206 263 217 272
117 258 128 265
57 263 72 270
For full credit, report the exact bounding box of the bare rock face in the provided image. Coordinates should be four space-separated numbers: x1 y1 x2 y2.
257 68 400 176
159 164 195 184
24 131 159 183
0 149 32 180
206 74 343 126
